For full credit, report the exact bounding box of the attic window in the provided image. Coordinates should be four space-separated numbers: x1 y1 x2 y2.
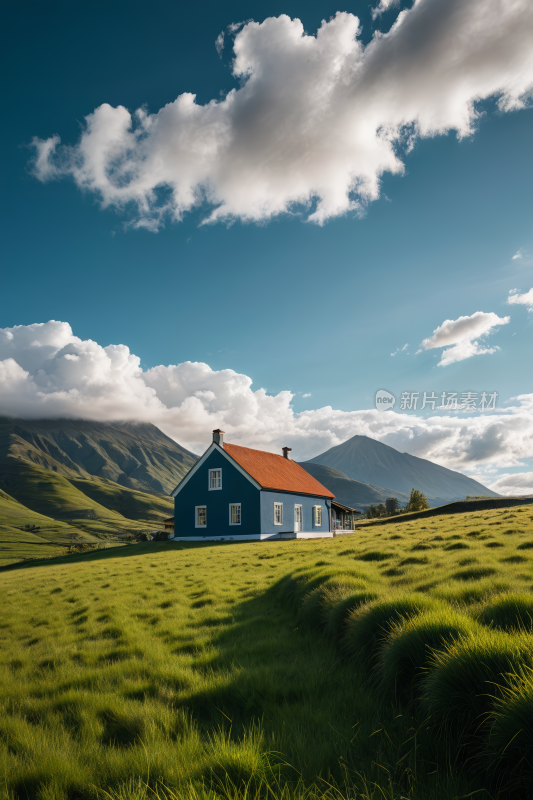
209 469 222 490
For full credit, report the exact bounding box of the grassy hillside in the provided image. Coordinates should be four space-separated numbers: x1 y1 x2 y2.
2 504 533 799
299 462 410 509
0 488 97 568
0 460 133 522
69 477 173 522
0 417 198 495
0 461 165 565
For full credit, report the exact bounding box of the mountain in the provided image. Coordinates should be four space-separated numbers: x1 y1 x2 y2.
0 417 197 495
0 417 198 566
298 462 410 510
304 435 499 503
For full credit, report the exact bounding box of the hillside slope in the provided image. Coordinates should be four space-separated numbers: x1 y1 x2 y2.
298 463 410 510
305 435 498 502
0 418 184 565
0 417 198 495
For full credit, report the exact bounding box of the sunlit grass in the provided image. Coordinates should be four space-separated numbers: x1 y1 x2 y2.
1 503 533 798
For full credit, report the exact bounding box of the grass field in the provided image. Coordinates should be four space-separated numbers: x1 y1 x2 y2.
0 462 173 567
1 503 533 799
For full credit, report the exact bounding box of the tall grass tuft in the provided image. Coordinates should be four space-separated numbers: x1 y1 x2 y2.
478 593 533 632
421 628 533 739
484 664 533 791
379 608 478 698
342 595 440 670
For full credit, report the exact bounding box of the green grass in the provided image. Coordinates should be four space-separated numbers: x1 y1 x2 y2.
1 504 533 799
68 478 173 523
0 462 171 566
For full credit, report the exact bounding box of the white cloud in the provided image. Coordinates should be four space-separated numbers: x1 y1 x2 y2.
420 311 510 366
512 250 524 260
30 0 533 229
507 288 533 312
391 343 408 356
1 321 533 478
487 472 533 497
372 0 400 21
302 393 312 398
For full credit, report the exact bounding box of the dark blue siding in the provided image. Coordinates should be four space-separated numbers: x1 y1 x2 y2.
174 449 260 538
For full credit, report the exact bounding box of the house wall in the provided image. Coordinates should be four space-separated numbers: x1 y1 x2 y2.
260 491 331 535
174 449 260 538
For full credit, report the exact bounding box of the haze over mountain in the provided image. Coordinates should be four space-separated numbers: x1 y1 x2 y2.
304 435 499 504
298 462 409 511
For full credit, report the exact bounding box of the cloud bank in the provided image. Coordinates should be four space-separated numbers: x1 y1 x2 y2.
1 321 533 479
420 311 510 366
488 472 533 497
31 0 533 229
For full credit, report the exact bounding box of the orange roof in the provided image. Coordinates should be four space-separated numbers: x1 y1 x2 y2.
223 443 335 498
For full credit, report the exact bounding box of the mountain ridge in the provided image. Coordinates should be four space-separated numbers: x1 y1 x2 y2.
0 417 198 495
304 434 498 502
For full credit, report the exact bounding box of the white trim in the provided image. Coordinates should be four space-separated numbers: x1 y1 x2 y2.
274 502 283 525
208 468 222 491
229 503 241 525
172 531 334 542
195 505 207 528
171 443 261 497
294 503 303 533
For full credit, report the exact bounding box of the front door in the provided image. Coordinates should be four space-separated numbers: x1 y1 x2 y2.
294 505 303 533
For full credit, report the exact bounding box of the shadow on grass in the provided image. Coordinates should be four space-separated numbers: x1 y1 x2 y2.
0 540 238 573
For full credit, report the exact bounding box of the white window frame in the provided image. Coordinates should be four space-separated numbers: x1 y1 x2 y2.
229 503 241 526
208 468 222 491
274 502 283 526
195 505 207 528
294 504 303 532
313 505 322 527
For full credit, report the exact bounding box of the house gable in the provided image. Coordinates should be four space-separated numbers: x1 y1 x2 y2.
171 442 261 497
173 447 261 538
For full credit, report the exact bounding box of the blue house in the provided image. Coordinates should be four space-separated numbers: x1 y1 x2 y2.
171 429 335 541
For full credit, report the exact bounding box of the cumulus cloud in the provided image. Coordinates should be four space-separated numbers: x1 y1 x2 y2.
512 249 524 260
30 0 533 229
420 311 510 366
1 321 533 477
487 472 533 497
507 288 533 312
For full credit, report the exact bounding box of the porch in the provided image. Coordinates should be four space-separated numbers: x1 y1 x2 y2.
331 500 361 533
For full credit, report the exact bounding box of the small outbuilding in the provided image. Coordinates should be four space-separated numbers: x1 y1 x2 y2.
171 429 335 541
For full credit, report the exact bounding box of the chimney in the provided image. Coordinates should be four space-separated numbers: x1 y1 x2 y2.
212 429 225 448
282 447 292 459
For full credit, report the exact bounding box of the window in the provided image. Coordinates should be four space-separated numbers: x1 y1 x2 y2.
313 505 322 527
229 503 241 525
195 506 207 527
274 502 283 525
209 469 222 490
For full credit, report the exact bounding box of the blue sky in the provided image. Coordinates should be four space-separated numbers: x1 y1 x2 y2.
1 0 533 491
